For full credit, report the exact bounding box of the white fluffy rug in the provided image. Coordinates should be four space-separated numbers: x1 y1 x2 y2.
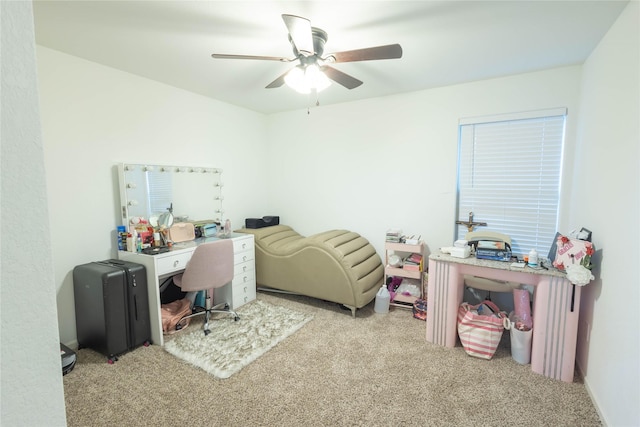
163 299 313 379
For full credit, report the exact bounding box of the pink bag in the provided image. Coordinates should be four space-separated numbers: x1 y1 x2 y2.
457 301 507 360
161 299 192 334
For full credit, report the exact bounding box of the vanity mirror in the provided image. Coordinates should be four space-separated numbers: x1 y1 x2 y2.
117 163 223 227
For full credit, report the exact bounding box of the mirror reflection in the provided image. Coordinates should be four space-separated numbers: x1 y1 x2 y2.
118 164 223 227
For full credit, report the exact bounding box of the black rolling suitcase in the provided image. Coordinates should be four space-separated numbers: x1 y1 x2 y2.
73 259 151 363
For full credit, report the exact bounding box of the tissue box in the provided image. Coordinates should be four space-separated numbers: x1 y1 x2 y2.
450 246 471 258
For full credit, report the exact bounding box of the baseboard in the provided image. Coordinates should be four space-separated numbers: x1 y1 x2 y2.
577 361 608 426
257 286 300 296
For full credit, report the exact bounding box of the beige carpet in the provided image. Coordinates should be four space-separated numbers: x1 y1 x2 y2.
63 292 602 426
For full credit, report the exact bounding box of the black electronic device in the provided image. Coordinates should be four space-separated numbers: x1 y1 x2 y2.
245 216 280 229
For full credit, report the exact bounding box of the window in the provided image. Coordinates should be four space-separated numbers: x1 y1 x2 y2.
456 108 566 257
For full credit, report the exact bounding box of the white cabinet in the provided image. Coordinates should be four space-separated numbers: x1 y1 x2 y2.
118 233 256 346
384 241 425 308
214 234 256 310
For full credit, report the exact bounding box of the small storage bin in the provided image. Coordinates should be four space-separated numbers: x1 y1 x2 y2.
510 327 532 364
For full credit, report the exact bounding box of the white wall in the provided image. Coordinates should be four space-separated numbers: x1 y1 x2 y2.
1 2 67 425
36 47 270 346
265 6 639 422
571 2 639 426
266 66 583 258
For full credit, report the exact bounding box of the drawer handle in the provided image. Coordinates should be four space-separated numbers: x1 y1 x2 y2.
243 276 248 282
242 255 247 262
243 266 247 272
242 243 246 249
243 286 247 292
173 260 180 267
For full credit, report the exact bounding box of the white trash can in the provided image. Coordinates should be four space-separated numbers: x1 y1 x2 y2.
504 317 532 365
510 327 532 364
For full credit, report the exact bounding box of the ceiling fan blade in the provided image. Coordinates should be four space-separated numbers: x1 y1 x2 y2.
282 14 314 55
326 44 403 63
321 66 363 90
265 69 291 89
212 53 292 62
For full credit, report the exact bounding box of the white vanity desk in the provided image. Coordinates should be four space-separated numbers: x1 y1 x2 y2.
118 233 255 346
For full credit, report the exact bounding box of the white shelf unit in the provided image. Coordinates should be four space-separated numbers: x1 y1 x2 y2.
384 241 425 309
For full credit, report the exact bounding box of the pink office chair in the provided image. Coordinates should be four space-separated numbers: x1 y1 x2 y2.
173 239 239 335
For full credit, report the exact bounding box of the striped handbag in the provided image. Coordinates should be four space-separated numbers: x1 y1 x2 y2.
457 301 506 360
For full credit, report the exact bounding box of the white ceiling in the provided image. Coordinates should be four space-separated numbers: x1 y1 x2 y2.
32 1 628 114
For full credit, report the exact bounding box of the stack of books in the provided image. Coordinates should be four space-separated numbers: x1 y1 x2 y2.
403 253 423 271
386 229 402 243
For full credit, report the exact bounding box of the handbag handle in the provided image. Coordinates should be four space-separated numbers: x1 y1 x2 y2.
463 300 506 318
478 300 502 314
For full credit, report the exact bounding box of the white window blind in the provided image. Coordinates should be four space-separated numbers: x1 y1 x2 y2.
456 108 566 257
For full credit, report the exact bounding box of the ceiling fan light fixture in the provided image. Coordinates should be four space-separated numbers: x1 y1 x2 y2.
284 64 331 94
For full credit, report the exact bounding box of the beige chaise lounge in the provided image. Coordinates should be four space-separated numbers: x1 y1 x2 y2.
236 225 384 316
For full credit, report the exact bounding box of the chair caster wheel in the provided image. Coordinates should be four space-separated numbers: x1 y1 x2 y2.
204 329 211 336
234 316 240 322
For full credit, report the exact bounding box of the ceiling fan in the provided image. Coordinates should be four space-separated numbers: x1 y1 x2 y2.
211 14 403 93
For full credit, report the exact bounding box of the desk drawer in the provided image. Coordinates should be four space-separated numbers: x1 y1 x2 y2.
234 249 255 266
214 270 256 310
233 236 254 254
234 259 254 276
156 251 193 276
231 281 256 308
232 269 255 287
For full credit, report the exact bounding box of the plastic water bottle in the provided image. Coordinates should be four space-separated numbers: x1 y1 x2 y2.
374 284 390 314
528 249 539 267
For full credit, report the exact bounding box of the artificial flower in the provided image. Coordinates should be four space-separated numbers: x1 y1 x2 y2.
581 243 595 269
566 264 595 286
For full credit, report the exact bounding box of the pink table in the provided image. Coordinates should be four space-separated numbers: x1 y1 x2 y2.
426 253 580 382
